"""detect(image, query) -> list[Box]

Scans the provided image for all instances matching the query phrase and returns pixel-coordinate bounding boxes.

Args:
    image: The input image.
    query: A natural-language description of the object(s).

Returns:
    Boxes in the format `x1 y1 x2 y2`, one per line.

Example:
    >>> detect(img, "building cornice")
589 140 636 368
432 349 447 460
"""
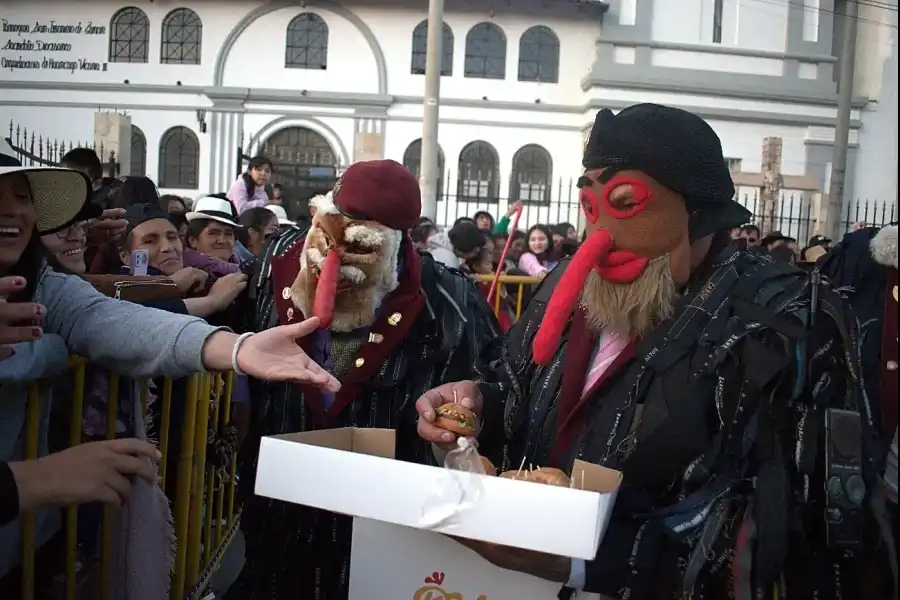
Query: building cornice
0 80 861 129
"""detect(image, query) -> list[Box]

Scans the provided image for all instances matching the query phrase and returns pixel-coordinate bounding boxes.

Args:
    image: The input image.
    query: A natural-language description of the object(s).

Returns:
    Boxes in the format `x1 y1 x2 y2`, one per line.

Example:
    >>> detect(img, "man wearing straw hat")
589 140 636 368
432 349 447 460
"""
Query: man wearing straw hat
229 159 501 599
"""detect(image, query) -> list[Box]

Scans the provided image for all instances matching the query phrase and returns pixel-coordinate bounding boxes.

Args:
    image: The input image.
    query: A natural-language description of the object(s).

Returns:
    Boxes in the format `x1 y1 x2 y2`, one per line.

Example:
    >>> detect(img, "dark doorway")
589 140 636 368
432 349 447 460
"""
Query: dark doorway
259 126 339 220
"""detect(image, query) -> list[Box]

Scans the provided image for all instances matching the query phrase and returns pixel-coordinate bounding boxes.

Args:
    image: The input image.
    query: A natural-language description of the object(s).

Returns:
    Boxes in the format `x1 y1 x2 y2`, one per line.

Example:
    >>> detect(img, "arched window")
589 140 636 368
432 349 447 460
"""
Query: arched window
158 126 200 189
510 144 552 205
285 13 329 70
109 7 150 63
457 141 499 202
518 26 560 83
161 8 202 65
130 125 147 176
403 139 446 199
410 21 454 76
464 23 507 80
262 127 336 166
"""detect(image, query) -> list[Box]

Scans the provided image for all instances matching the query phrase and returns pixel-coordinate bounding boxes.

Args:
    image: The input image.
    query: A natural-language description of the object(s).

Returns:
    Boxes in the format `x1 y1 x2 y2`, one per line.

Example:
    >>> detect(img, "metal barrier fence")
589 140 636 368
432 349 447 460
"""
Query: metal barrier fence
17 357 240 600
470 274 542 320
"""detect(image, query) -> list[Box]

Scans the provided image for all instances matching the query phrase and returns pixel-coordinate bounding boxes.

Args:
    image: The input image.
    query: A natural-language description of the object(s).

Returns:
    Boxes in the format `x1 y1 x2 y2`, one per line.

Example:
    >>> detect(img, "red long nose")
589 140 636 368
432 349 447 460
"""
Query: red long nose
533 230 614 365
313 249 341 329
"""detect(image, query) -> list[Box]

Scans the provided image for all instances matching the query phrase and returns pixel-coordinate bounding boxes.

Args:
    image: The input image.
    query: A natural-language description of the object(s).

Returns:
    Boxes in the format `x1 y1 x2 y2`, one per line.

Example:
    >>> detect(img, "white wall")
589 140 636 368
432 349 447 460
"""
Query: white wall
0 0 251 86
853 1 898 205
652 0 787 52
2 0 888 214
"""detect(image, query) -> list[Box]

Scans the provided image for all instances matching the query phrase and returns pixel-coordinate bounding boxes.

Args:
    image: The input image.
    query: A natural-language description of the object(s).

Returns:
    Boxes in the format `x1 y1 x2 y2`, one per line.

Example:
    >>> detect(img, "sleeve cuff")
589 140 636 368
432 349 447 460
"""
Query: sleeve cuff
566 558 586 590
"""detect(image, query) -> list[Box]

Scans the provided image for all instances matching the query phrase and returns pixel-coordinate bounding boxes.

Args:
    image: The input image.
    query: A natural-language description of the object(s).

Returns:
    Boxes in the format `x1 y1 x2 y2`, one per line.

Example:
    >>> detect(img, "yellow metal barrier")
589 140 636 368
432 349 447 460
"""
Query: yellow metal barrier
13 275 538 599
16 357 241 600
470 274 542 320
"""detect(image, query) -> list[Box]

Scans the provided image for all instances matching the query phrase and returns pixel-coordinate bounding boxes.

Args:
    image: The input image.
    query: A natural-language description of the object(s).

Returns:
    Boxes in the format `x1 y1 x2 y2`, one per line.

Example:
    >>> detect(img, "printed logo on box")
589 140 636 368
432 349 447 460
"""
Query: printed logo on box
413 571 487 600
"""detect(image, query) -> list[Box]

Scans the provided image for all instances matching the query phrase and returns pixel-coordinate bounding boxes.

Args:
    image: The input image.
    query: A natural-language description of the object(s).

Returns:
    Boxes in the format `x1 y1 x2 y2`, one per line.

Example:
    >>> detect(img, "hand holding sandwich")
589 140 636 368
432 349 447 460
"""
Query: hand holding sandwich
415 380 482 450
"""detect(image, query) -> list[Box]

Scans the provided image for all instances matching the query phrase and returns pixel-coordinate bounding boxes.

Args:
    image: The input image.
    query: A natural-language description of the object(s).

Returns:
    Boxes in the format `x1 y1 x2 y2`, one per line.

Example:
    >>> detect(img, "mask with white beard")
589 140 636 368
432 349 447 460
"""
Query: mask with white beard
290 192 403 332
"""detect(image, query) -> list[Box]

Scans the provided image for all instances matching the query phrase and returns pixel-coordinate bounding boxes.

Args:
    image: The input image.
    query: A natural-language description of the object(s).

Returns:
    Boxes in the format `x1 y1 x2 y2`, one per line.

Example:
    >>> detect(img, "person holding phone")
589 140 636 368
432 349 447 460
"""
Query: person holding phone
0 140 338 582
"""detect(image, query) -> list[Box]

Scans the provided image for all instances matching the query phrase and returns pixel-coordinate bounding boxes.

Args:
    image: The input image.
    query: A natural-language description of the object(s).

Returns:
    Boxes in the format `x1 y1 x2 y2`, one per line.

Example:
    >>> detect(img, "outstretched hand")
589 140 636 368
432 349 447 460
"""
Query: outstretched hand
236 317 341 392
85 208 127 247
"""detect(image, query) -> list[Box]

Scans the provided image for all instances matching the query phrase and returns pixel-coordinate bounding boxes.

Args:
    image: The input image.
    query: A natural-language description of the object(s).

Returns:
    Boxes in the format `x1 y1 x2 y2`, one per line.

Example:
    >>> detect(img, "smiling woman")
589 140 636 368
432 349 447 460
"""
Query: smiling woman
41 221 88 274
0 146 339 582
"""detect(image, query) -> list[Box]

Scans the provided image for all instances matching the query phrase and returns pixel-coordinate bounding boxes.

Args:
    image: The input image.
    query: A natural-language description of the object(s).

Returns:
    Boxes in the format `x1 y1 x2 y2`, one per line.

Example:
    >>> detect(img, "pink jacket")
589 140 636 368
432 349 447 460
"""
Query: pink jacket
227 177 269 214
518 252 548 276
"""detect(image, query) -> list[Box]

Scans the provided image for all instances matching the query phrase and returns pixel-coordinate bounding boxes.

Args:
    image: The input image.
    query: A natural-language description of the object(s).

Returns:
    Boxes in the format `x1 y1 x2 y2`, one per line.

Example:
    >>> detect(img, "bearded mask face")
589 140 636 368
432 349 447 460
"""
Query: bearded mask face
291 193 402 332
533 168 694 364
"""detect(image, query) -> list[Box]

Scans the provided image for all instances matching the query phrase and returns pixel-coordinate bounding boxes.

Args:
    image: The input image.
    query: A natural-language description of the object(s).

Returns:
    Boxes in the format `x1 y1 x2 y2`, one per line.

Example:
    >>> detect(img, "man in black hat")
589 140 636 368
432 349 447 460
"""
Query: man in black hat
417 104 892 599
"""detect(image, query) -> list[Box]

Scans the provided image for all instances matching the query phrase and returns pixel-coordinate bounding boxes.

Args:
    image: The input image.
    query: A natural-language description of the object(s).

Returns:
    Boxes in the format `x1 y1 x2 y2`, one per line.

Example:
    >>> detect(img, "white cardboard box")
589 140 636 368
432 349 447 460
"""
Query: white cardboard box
350 518 609 600
255 428 621 560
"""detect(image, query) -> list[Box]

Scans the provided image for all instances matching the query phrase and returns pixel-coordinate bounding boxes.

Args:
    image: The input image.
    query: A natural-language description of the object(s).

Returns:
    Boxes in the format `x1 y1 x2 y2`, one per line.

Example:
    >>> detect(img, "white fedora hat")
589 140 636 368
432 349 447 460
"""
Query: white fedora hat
186 195 241 228
265 204 294 226
0 137 99 234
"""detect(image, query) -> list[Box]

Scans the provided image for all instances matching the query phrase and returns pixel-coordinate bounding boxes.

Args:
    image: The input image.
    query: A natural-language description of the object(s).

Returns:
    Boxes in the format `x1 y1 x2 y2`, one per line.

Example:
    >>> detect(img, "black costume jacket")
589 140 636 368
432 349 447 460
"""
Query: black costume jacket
477 239 889 600
227 226 502 600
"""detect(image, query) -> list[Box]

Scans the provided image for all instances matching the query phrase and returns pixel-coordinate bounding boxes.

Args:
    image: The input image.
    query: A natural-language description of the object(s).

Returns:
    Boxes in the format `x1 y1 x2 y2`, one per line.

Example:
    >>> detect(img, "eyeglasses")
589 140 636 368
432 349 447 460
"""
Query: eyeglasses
55 221 88 240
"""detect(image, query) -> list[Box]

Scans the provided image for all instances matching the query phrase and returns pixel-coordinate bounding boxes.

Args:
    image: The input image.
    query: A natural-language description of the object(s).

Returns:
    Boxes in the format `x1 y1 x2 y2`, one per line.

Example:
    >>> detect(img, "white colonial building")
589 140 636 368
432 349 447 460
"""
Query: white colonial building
0 0 896 232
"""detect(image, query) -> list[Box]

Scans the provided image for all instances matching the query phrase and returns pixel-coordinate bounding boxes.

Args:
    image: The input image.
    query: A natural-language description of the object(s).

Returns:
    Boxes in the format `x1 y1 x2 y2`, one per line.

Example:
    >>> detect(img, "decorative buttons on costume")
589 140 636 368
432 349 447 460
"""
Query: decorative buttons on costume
888 361 898 371
355 358 365 368
388 313 402 326
368 333 384 344
287 308 294 321
282 287 292 300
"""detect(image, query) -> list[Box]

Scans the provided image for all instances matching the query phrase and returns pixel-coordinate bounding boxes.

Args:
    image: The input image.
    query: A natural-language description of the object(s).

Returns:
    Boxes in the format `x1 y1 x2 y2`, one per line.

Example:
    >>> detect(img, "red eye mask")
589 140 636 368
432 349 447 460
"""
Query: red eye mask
580 176 653 224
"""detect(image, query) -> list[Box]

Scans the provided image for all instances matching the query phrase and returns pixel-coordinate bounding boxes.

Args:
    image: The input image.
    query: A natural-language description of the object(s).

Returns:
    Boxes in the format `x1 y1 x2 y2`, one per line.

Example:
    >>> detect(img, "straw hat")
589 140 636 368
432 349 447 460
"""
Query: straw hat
266 204 294 226
0 137 100 234
186 195 241 228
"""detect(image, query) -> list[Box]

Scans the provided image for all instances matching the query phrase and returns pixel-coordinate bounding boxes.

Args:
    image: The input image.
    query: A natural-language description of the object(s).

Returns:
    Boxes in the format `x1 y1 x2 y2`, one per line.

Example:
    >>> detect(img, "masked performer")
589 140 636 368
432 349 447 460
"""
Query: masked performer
226 159 501 600
417 104 892 599
819 222 898 588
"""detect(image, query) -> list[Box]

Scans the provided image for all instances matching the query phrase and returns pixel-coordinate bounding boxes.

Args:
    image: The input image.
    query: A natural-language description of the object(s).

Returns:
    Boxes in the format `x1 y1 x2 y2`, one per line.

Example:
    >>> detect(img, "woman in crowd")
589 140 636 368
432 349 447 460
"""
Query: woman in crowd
236 207 279 261
0 152 338 592
517 224 556 277
269 183 284 206
448 220 487 274
227 156 272 215
468 245 514 331
41 220 88 274
160 194 187 215
266 204 295 232
473 210 495 232
114 176 160 209
168 211 188 243
183 195 244 277
115 203 252 491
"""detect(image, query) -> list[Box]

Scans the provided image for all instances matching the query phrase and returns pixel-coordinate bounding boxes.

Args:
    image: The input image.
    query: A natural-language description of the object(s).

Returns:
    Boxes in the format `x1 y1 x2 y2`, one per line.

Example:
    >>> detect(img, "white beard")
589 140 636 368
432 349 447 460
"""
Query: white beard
293 222 402 332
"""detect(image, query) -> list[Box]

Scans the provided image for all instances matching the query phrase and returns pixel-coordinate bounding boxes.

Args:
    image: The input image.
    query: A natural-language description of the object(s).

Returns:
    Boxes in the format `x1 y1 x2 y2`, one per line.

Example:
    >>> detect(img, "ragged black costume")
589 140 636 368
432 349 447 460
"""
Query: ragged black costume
470 105 893 599
227 161 501 600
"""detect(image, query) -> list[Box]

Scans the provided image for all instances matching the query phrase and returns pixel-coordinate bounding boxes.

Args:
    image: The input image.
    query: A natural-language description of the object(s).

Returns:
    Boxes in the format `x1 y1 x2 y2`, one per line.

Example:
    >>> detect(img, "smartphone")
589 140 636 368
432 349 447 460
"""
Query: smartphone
131 249 149 276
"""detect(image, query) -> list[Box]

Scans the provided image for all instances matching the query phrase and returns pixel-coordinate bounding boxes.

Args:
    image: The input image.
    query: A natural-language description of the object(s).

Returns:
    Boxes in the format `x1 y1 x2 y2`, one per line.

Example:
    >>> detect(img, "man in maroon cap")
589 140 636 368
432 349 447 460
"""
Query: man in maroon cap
226 159 501 600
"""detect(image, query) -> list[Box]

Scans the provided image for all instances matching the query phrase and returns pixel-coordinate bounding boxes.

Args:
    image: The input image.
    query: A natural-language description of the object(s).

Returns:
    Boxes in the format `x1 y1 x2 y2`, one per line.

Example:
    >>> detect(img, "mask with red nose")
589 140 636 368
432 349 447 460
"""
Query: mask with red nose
532 104 748 365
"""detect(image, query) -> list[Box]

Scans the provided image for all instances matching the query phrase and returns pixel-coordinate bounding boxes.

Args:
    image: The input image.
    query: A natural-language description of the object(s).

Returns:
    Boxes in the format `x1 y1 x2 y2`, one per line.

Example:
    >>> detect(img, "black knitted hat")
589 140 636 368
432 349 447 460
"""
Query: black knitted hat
583 104 750 240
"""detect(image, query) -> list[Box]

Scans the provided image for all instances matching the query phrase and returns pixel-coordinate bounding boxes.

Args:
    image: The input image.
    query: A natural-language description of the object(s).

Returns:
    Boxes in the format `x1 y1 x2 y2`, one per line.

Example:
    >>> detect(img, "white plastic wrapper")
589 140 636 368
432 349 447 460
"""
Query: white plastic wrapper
443 436 489 474
418 437 487 529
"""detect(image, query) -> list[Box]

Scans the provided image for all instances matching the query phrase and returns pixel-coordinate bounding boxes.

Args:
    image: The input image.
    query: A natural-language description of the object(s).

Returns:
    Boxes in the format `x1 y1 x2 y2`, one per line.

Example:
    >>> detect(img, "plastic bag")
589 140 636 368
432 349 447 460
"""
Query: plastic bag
443 436 489 475
418 436 485 529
